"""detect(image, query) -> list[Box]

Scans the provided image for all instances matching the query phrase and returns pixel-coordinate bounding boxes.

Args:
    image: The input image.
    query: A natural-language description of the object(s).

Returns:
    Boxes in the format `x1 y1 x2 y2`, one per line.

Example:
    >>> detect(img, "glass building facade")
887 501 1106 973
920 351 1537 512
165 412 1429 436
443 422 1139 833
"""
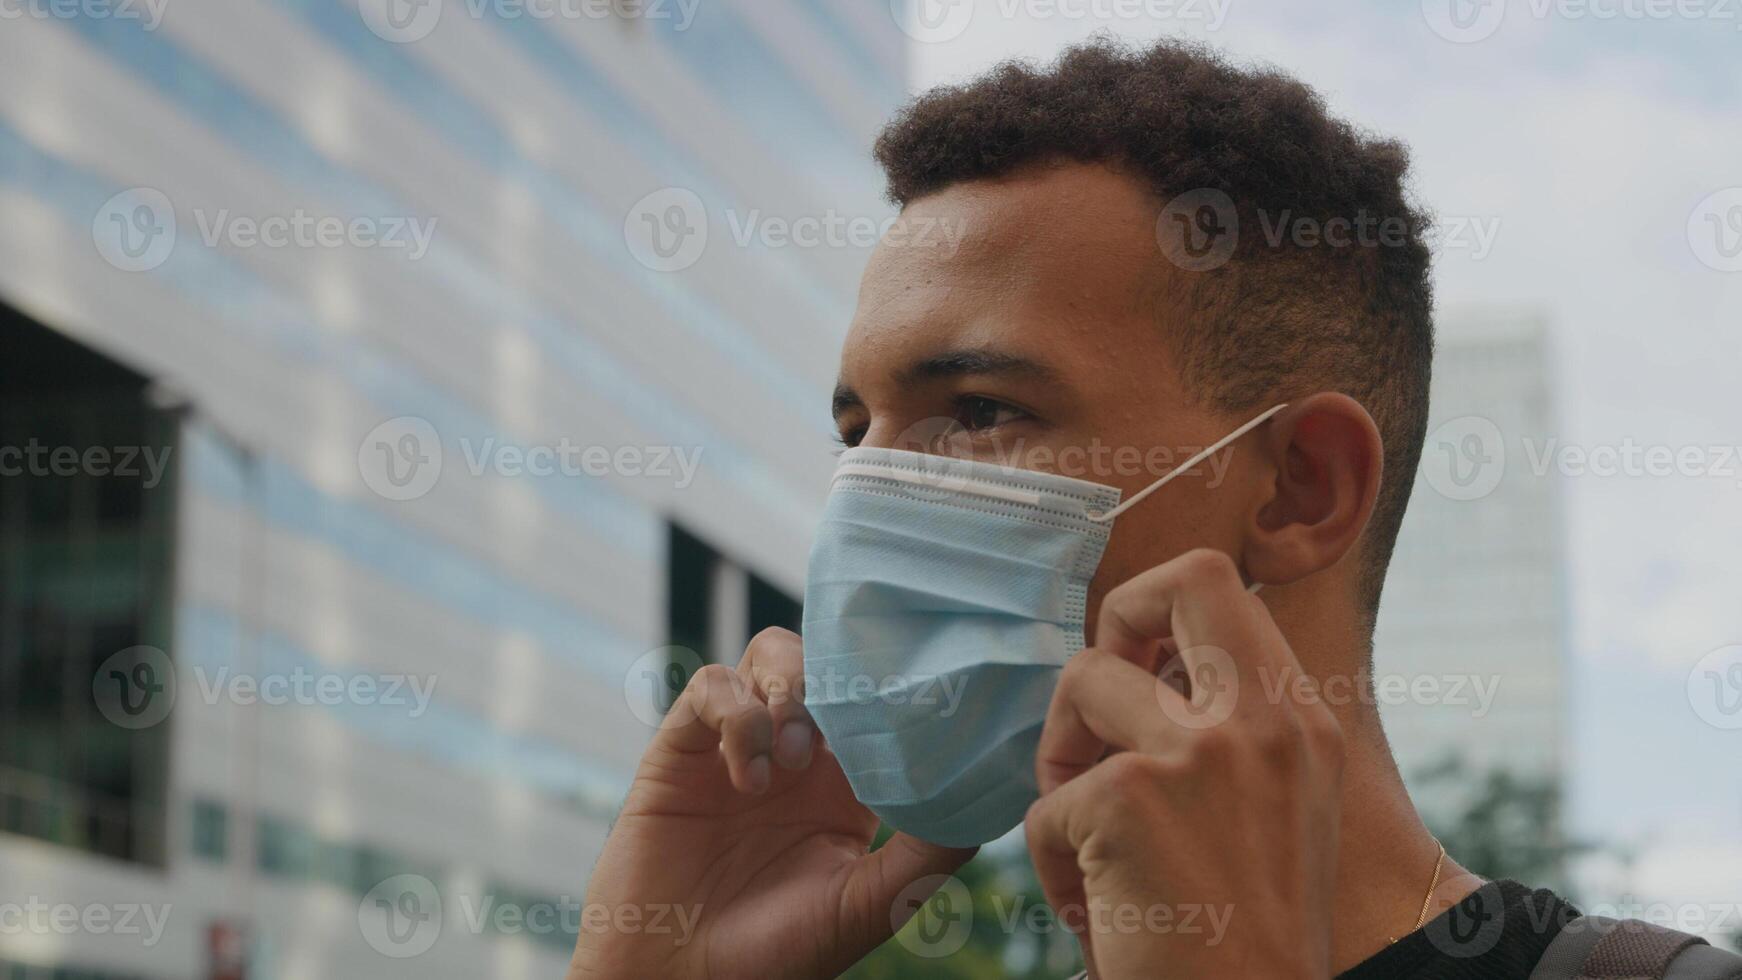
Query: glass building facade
1374 315 1568 817
0 3 901 976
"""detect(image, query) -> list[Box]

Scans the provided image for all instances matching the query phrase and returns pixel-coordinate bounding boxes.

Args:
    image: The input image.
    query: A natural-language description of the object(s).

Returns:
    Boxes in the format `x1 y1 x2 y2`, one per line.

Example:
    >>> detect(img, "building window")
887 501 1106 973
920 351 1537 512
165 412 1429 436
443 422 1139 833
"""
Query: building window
665 525 719 663
0 306 178 865
664 522 802 671
191 797 228 862
747 573 801 637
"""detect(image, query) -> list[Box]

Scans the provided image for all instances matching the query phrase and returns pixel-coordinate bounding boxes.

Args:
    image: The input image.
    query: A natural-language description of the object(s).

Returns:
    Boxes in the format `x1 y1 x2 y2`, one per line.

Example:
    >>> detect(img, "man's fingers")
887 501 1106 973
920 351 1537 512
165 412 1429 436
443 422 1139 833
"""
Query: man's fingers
835 833 977 969
1095 548 1282 715
660 663 774 794
1035 648 1189 794
1026 762 1165 978
738 627 816 770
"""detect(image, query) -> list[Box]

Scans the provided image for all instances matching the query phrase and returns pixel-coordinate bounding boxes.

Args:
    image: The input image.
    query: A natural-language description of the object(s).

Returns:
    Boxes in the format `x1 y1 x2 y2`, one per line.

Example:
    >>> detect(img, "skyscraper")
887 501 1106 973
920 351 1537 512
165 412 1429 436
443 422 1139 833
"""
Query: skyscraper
0 3 901 976
1374 313 1568 811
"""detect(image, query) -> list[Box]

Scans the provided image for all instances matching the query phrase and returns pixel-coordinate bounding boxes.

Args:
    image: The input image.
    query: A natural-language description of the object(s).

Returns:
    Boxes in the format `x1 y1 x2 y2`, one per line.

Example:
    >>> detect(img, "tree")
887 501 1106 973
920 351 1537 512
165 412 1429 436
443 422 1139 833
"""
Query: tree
843 831 1082 980
1410 752 1588 893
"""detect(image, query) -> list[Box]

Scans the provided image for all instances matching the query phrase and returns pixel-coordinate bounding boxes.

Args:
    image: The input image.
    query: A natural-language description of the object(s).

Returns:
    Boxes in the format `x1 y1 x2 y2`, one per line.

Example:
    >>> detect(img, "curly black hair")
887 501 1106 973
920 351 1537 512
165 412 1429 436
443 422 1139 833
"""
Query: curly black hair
874 36 1435 623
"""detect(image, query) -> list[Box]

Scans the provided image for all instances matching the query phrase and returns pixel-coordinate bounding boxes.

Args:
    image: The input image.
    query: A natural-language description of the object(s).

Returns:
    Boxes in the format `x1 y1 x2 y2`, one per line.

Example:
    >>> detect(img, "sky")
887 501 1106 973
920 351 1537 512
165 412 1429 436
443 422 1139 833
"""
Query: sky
898 0 1742 918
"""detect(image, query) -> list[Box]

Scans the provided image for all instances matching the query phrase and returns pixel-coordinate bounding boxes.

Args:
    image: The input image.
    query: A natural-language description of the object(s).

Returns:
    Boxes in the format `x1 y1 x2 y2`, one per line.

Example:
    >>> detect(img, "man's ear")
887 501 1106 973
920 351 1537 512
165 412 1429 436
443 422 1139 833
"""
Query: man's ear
1241 393 1384 587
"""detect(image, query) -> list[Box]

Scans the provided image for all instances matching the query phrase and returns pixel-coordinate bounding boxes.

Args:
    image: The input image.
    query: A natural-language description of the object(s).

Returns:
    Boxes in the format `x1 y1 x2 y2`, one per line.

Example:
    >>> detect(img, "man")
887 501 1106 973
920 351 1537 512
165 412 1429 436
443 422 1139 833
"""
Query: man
569 38 1736 979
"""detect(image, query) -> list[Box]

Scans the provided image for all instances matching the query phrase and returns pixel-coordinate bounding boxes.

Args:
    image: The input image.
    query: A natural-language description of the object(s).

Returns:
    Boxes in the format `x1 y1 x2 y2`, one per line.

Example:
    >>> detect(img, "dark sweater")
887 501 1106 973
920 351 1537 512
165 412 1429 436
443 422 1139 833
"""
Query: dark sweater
1338 879 1580 980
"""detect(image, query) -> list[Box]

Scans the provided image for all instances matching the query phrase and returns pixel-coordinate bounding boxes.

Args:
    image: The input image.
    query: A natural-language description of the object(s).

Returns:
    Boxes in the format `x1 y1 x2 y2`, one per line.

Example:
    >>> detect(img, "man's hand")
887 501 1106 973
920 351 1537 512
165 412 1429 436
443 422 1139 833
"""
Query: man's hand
1027 549 1345 979
568 627 974 980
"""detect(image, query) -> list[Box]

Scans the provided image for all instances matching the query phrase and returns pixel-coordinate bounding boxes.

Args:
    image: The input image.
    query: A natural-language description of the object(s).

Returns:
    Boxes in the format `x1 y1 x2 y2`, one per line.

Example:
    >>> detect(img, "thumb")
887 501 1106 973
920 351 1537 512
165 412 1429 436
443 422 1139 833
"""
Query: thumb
835 832 977 956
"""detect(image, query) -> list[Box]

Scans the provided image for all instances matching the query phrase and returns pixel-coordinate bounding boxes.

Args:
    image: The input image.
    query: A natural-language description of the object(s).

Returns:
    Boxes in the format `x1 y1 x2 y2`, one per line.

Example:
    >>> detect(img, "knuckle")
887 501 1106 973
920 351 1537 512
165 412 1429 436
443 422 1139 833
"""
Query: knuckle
691 662 734 694
746 626 800 660
1256 715 1308 763
1023 795 1056 837
719 698 772 740
759 671 799 706
1304 707 1346 758
696 664 755 713
1058 646 1103 689
1102 576 1140 611
1098 752 1165 799
1185 723 1238 767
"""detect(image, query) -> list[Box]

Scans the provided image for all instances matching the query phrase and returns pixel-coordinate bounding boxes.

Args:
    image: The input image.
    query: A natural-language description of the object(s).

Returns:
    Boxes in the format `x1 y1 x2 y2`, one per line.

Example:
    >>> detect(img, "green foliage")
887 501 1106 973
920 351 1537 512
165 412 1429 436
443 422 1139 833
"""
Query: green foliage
841 830 1082 980
1411 753 1585 893
842 755 1580 977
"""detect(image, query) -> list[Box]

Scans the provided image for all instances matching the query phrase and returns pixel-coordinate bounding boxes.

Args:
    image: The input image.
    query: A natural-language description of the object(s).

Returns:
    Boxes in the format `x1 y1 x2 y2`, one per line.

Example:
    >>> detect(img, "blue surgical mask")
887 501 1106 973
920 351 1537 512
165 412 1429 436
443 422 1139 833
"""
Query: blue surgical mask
802 405 1286 847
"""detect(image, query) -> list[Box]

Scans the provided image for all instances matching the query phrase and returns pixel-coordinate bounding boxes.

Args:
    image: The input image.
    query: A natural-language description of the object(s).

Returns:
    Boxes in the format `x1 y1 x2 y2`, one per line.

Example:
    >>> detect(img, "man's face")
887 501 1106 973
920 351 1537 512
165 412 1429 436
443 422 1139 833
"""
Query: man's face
834 162 1263 629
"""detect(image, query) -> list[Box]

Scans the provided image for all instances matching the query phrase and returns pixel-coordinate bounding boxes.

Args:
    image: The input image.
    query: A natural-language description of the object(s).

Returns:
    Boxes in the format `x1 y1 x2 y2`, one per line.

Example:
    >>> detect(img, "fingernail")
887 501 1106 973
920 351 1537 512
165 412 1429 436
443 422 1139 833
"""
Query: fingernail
775 721 815 770
747 755 772 794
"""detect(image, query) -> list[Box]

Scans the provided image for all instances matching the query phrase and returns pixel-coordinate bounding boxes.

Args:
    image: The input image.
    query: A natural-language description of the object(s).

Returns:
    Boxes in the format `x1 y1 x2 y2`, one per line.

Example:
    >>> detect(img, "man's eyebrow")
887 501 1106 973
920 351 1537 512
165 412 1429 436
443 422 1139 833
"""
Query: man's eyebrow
831 383 862 422
831 348 1062 423
897 348 1062 385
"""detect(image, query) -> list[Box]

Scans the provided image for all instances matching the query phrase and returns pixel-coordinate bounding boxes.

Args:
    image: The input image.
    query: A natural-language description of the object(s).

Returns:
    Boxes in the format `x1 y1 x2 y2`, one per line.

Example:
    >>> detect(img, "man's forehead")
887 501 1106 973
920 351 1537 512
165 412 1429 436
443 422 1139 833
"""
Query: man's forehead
862 163 1165 306
840 163 1183 398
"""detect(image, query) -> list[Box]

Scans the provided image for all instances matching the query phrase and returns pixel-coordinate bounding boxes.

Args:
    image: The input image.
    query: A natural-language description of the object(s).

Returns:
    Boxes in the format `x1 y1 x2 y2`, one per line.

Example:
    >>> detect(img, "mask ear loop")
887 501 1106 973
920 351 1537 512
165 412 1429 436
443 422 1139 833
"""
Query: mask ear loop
1086 403 1290 525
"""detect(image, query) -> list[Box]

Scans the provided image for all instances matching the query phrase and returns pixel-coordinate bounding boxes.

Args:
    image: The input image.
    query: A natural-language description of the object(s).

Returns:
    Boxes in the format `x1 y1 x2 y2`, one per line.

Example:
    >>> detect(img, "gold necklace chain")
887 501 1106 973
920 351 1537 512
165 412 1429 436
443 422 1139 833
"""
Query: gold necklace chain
1390 839 1447 943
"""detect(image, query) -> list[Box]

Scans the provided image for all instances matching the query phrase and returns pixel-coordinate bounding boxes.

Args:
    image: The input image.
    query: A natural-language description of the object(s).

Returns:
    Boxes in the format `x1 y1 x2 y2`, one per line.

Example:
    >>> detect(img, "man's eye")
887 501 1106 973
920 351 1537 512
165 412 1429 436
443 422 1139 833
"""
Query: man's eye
954 396 1026 432
835 425 867 451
